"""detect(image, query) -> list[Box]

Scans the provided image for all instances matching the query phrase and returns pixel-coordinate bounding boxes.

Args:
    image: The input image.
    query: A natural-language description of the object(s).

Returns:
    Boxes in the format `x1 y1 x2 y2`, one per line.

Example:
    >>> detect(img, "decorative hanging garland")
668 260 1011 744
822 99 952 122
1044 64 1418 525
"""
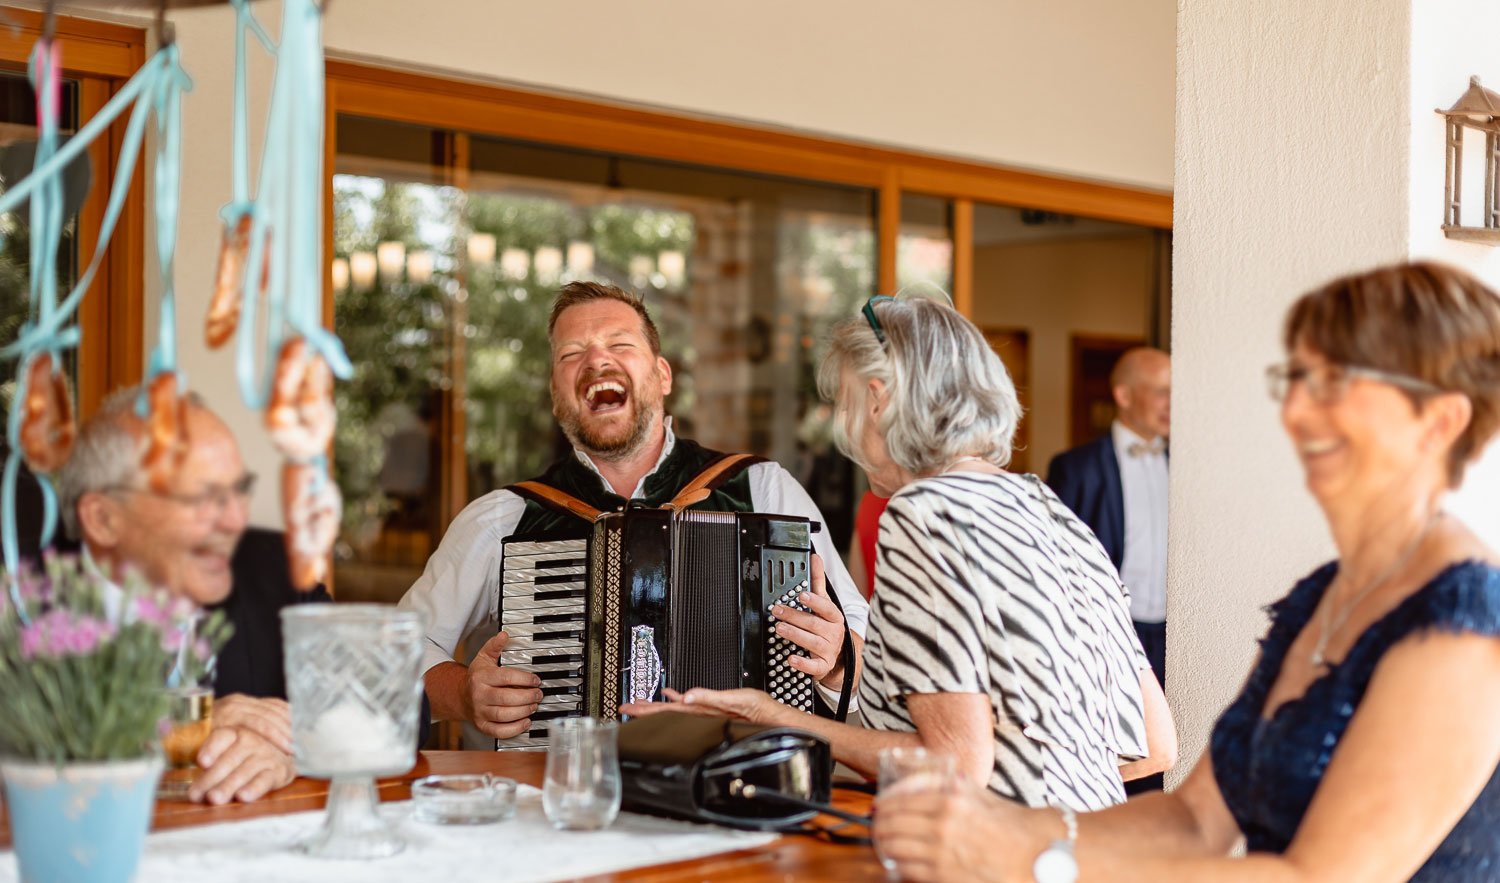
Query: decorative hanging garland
2 0 349 595
218 0 350 590
0 29 193 612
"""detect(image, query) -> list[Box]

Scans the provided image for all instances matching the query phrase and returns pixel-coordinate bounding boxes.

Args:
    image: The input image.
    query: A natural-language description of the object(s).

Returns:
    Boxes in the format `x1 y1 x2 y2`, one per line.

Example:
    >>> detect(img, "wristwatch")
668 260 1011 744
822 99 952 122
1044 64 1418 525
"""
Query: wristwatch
1031 805 1079 883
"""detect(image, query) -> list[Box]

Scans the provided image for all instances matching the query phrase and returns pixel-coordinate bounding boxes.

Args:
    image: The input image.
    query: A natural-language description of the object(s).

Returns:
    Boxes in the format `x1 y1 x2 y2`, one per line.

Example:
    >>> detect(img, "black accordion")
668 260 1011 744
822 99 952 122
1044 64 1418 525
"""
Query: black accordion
495 506 822 750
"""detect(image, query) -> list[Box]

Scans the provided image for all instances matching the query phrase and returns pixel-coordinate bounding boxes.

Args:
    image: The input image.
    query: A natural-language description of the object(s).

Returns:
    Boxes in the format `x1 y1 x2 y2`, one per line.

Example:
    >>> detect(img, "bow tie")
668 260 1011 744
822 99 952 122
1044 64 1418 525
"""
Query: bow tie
1126 439 1166 457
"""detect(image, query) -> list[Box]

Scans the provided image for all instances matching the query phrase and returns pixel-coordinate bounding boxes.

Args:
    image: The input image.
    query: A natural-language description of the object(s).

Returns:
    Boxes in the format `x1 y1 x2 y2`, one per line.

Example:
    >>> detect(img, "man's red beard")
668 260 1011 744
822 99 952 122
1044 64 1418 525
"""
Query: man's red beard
554 369 663 461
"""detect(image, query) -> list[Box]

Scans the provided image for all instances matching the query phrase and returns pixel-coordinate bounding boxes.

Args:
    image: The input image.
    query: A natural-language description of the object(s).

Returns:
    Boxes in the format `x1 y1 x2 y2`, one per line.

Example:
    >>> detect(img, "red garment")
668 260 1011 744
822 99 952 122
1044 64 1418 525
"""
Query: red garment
854 492 889 599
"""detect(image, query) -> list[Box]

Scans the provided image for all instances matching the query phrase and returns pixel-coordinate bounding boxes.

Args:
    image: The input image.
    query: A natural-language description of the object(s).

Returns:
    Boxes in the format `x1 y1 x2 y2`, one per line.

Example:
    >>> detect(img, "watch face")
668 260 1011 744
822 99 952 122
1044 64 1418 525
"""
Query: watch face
1032 842 1079 883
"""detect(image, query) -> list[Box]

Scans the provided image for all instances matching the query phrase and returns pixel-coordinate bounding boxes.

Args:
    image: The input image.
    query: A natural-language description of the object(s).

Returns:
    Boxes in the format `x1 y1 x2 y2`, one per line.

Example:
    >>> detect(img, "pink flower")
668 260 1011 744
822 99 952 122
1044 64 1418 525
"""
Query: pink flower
193 638 213 662
132 595 173 629
161 625 185 654
17 609 116 660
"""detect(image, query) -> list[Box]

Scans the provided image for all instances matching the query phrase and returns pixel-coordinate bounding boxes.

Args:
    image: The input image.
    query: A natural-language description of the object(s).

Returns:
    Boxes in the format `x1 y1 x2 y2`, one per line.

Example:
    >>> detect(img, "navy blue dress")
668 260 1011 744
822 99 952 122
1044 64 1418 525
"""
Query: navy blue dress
1211 560 1500 881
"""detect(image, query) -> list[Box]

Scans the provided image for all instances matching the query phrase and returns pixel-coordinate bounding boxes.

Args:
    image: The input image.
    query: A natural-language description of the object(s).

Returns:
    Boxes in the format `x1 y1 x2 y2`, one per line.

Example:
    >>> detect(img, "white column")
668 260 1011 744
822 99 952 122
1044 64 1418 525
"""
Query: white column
1169 0 1411 783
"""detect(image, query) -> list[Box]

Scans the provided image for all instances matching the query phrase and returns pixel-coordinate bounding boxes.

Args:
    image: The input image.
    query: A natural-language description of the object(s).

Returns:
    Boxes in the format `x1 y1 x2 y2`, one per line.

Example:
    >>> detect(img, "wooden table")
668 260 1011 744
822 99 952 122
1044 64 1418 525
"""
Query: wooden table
3 751 886 881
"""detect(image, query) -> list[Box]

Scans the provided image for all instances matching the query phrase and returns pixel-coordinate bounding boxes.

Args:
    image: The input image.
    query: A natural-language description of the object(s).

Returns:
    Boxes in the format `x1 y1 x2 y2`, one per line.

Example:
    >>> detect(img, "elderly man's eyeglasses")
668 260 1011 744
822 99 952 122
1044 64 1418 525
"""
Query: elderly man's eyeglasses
1265 362 1444 404
106 472 258 516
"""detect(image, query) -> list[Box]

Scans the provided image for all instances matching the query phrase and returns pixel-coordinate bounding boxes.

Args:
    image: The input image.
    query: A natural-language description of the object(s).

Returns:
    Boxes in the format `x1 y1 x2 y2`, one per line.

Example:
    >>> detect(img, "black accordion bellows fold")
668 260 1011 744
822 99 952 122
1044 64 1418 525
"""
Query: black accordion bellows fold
669 511 741 692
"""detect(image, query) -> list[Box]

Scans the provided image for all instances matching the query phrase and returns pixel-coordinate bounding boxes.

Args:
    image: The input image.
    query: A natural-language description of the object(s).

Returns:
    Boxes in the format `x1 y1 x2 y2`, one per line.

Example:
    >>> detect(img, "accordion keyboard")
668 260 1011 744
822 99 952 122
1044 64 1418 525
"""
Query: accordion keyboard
496 538 588 750
764 559 817 711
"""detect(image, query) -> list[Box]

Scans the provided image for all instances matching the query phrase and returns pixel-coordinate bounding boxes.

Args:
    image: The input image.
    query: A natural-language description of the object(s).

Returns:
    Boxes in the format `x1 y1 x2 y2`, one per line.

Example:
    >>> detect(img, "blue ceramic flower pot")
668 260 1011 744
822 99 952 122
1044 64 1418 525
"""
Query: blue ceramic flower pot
1 755 162 883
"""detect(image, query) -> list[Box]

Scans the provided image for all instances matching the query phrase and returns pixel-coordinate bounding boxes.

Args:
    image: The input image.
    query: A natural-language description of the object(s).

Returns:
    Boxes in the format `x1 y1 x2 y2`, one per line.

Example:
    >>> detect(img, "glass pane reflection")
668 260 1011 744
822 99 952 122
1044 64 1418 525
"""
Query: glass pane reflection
897 193 952 294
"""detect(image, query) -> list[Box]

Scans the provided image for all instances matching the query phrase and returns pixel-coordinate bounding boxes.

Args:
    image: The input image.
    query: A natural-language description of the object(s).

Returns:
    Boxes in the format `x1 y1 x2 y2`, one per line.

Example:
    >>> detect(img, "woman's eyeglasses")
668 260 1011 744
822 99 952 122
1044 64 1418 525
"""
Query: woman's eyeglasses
1264 362 1444 405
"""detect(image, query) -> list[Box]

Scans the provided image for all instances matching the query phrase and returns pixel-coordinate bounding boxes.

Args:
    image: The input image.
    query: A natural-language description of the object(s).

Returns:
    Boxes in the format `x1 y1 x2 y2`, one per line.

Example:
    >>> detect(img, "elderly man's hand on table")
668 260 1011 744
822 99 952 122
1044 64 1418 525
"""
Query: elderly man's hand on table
189 726 296 805
211 694 293 754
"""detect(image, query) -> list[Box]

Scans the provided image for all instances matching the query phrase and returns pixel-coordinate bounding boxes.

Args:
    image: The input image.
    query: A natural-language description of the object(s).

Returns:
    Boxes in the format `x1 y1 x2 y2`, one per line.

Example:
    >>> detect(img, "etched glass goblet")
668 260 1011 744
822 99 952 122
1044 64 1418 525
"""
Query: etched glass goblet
281 604 424 859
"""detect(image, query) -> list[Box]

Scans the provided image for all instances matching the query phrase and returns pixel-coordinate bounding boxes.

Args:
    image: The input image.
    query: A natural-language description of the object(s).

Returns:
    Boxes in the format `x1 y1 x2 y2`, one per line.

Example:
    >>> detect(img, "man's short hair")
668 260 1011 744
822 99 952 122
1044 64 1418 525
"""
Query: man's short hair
547 281 661 356
56 384 201 540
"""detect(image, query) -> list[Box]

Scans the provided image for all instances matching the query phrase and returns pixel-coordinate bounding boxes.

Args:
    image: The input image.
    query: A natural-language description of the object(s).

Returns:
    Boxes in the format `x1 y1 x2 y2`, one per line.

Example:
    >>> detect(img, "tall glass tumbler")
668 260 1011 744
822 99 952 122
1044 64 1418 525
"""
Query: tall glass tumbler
282 604 425 859
543 717 621 830
875 746 957 874
156 685 214 800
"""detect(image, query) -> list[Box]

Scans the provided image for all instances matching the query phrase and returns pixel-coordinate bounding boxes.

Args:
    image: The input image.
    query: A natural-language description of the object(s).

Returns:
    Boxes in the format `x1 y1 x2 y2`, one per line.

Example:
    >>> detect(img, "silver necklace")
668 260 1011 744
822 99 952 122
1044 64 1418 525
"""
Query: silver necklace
1310 511 1441 667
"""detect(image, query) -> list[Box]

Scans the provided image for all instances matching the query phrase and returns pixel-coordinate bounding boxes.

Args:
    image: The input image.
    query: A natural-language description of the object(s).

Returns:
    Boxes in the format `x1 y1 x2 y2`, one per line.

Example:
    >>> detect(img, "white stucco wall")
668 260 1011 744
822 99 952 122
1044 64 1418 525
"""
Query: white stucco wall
1169 0 1412 785
321 0 1176 191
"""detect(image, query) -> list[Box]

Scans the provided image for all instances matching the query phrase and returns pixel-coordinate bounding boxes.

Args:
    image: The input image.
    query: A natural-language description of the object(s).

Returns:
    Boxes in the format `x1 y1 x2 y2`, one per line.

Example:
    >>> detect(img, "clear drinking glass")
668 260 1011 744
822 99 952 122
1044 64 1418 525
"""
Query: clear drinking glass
542 717 621 830
281 604 425 859
875 746 957 873
156 685 214 800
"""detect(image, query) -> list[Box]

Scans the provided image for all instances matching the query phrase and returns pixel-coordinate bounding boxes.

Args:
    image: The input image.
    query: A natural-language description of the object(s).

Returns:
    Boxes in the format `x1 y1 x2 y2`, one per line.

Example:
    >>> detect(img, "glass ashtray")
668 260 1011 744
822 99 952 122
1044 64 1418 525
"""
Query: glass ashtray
411 774 518 825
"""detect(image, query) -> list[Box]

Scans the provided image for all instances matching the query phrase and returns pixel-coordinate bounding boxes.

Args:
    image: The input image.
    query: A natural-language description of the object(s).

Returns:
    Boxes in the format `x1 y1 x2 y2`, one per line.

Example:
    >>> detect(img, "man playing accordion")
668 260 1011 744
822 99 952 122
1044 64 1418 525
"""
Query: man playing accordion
400 281 867 750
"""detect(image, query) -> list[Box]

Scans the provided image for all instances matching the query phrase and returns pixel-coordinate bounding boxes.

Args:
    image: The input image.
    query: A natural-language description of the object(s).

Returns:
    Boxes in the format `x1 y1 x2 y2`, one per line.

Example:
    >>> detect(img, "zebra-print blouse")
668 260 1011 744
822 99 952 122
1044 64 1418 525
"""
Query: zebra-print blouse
856 471 1151 811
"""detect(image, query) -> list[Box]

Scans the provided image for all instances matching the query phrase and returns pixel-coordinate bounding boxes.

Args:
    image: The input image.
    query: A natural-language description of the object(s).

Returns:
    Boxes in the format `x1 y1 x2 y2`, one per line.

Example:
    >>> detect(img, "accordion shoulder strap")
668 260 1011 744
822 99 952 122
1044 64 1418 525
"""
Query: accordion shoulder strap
508 481 604 523
667 453 767 509
507 451 767 523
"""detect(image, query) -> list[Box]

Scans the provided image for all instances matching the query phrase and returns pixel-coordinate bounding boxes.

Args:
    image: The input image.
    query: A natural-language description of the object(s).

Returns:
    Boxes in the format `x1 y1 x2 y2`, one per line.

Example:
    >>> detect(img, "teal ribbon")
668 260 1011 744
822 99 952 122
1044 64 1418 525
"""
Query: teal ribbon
2 43 192 590
232 0 349 411
142 44 193 393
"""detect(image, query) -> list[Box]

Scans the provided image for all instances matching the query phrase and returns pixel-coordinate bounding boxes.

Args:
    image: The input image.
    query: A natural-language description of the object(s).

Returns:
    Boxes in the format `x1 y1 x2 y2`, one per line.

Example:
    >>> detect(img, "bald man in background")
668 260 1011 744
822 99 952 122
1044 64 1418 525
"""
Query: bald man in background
1046 348 1171 793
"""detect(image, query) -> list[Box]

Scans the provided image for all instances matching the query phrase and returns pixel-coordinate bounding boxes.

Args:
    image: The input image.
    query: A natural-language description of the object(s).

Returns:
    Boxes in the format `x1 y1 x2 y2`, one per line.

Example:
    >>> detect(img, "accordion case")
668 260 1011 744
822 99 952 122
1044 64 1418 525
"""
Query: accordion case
497 506 821 750
617 711 833 830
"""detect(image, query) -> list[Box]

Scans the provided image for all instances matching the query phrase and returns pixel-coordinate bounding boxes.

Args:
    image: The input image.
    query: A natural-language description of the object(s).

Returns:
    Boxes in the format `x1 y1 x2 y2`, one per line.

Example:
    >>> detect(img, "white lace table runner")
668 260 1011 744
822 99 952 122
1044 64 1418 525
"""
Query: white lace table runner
1 786 778 883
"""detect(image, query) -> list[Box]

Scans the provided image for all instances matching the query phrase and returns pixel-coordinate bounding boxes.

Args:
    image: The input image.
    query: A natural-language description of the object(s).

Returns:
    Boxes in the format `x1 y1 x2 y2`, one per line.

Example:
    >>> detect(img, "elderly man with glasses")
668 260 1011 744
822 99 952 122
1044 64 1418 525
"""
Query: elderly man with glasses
56 385 327 805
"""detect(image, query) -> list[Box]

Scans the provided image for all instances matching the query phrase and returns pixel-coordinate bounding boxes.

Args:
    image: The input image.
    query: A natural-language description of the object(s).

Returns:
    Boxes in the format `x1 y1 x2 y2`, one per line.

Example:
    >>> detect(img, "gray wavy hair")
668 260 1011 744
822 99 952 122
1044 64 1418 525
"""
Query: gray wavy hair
817 294 1021 476
56 385 201 540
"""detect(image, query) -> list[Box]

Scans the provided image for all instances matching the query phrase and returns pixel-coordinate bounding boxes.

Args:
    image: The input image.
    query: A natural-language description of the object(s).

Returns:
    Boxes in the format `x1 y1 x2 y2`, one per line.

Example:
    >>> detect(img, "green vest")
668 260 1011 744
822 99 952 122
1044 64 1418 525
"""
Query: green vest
509 436 762 537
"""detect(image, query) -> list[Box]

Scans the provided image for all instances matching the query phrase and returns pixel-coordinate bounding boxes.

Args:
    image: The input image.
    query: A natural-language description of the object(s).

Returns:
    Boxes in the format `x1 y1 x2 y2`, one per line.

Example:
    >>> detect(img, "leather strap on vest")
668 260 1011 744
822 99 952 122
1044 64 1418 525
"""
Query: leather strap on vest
508 453 767 524
509 480 604 523
666 453 762 509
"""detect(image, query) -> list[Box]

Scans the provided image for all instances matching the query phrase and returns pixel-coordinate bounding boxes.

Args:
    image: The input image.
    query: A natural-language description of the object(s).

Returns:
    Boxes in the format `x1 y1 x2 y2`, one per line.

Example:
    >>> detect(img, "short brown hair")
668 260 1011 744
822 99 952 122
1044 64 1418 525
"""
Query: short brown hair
1284 261 1500 486
547 281 661 356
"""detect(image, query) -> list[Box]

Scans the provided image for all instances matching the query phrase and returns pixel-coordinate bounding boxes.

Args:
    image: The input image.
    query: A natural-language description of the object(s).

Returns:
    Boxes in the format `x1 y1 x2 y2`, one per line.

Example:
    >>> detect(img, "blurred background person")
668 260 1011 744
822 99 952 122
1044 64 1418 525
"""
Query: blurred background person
1047 347 1171 794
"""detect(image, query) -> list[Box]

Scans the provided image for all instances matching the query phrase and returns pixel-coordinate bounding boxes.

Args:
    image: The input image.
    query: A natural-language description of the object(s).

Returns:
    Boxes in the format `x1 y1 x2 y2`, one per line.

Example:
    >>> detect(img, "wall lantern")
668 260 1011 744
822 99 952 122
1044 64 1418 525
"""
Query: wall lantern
1438 75 1500 244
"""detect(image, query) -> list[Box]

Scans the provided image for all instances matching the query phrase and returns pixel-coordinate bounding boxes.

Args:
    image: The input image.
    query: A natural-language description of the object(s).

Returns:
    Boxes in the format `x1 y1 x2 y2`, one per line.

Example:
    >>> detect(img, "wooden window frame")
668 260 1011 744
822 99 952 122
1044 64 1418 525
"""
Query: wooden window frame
0 9 147 419
323 61 1173 527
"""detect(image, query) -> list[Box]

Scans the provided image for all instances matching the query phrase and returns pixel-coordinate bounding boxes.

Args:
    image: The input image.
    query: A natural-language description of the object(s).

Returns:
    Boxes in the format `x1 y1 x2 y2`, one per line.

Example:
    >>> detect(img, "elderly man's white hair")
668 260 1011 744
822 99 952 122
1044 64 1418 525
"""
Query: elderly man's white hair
817 294 1022 476
56 384 202 540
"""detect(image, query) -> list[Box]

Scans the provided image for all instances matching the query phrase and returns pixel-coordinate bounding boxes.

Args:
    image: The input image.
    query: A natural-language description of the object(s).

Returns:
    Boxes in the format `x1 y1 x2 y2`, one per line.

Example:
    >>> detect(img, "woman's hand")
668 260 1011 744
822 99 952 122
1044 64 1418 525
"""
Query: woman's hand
874 779 1050 883
620 687 789 725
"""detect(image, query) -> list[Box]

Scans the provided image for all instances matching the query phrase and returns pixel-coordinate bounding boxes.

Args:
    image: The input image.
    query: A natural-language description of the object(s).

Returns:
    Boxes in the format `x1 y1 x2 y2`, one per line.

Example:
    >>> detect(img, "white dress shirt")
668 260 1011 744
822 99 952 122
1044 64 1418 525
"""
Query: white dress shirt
1111 421 1168 624
398 418 869 749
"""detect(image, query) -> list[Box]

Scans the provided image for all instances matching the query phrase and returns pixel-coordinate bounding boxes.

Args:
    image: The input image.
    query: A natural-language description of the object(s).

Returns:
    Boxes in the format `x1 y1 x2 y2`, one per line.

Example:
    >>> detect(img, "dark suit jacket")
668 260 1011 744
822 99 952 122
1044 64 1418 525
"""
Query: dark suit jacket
209 527 332 700
1045 434 1126 571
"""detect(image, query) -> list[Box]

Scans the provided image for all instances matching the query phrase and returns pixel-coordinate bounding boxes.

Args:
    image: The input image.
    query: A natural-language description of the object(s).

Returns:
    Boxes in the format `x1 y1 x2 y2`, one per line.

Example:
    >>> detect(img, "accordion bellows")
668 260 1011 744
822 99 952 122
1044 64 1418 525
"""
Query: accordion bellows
496 506 820 750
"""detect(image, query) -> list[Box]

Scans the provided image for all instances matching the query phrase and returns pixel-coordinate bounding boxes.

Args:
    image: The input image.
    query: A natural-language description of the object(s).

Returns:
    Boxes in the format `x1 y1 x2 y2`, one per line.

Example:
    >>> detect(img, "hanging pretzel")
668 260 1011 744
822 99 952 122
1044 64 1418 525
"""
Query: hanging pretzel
281 461 341 590
205 214 253 348
265 335 335 461
141 371 189 493
18 351 76 474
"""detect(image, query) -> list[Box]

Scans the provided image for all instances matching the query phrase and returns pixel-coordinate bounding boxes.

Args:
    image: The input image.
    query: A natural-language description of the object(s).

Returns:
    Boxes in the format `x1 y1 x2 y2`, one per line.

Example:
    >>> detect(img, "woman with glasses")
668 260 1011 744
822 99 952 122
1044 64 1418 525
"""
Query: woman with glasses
624 293 1178 809
876 261 1500 883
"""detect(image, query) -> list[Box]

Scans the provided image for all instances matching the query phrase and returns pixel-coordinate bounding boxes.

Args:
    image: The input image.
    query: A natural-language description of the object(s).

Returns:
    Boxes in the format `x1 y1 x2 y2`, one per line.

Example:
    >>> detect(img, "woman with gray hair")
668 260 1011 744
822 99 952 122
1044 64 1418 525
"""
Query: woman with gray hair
624 294 1176 809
